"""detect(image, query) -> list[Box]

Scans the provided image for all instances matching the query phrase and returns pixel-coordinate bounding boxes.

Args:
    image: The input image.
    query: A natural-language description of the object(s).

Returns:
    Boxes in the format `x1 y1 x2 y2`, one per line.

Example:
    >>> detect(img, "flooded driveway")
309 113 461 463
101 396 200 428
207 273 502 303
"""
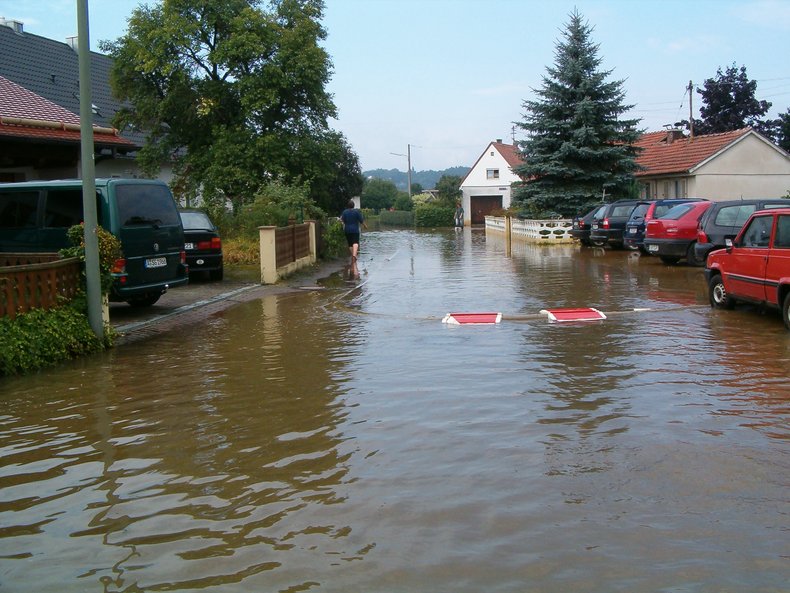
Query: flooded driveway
1 228 788 592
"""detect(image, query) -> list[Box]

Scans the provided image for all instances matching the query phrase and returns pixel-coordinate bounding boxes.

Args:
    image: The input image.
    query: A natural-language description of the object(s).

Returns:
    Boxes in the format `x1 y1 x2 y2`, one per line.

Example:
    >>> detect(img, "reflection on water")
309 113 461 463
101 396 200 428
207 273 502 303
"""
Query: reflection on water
1 228 787 592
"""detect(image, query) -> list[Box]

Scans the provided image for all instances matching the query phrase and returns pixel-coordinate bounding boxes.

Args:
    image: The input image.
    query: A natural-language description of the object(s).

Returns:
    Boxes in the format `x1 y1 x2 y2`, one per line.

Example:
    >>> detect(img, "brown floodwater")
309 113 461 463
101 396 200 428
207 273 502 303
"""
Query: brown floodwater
1 228 788 592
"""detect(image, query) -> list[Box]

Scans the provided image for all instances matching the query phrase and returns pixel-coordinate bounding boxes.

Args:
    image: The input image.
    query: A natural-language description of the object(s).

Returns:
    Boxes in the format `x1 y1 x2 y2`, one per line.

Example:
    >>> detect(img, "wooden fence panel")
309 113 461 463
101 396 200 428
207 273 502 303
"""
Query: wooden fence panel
0 254 81 319
274 224 311 268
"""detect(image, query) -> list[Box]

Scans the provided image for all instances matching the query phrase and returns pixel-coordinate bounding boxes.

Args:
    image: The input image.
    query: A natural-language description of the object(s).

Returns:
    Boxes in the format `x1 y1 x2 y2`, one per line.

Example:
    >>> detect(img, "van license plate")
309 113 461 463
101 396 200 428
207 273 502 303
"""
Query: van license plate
184 242 195 250
145 257 167 268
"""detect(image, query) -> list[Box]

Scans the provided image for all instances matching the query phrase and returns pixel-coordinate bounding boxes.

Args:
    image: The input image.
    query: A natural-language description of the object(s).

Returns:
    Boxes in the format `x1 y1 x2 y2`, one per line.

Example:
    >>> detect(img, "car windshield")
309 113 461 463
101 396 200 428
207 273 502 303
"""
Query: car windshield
659 204 694 220
180 211 215 231
628 204 650 221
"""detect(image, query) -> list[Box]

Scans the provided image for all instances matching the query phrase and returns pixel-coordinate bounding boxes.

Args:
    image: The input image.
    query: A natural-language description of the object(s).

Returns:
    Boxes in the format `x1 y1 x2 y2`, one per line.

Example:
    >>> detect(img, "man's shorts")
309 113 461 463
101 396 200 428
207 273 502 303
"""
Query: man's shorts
345 232 360 247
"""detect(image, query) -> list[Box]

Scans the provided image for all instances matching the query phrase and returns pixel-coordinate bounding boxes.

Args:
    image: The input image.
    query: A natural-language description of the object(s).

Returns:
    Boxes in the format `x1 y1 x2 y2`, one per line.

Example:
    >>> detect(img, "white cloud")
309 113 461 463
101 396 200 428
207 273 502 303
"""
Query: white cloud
732 0 790 30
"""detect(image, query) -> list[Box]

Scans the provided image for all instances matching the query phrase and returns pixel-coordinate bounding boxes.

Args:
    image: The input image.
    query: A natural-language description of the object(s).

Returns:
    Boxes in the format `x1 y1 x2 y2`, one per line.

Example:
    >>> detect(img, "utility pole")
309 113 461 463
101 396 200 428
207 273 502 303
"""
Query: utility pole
407 144 412 199
688 80 694 139
77 0 103 338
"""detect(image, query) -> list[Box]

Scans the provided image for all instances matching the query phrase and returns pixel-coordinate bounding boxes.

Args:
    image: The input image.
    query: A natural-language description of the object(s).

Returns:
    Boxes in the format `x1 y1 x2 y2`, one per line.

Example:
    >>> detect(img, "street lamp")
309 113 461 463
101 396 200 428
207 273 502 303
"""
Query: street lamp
390 144 412 199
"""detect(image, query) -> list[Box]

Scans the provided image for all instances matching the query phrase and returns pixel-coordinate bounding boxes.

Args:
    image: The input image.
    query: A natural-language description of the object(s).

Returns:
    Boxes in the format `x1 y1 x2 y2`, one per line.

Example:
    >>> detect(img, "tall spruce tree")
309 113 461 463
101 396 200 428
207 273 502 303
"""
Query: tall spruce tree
512 10 641 218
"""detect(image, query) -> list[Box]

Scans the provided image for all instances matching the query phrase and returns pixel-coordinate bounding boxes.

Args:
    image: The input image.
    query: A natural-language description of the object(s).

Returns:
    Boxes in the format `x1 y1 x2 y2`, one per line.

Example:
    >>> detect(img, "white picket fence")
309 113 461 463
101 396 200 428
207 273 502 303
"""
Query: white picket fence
484 216 574 243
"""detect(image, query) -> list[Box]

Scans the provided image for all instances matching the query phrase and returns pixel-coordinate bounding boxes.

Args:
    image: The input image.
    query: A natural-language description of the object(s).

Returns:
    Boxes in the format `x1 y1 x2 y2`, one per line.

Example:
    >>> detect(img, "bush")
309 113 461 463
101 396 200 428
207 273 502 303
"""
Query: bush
414 204 454 227
0 300 108 376
379 210 414 226
322 218 347 258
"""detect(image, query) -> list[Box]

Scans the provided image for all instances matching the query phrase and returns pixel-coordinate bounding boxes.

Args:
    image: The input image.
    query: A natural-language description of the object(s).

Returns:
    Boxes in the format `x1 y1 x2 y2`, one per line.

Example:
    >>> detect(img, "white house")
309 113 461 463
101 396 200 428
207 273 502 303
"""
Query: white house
459 140 523 225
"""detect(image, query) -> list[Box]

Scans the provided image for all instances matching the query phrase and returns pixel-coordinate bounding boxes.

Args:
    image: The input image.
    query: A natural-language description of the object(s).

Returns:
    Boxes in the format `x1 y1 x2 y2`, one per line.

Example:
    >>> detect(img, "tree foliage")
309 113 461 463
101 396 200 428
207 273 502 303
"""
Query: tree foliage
361 178 398 212
101 0 361 215
434 174 462 207
511 9 641 218
682 64 772 137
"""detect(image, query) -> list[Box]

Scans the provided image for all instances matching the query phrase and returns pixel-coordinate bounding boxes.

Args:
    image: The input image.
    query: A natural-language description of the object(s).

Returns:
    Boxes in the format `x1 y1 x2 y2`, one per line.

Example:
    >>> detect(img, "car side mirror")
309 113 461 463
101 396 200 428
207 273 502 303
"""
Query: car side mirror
725 238 733 252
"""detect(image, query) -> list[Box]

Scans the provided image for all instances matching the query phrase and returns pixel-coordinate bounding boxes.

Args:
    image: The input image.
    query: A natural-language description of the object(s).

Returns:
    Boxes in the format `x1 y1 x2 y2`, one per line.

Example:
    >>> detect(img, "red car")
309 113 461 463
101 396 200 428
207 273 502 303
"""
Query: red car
643 201 712 265
705 207 790 329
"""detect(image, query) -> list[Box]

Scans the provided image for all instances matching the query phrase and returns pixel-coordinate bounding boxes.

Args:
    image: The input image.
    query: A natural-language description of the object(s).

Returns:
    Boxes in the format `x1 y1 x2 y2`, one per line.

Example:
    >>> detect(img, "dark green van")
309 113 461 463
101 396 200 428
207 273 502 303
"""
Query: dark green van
0 178 188 306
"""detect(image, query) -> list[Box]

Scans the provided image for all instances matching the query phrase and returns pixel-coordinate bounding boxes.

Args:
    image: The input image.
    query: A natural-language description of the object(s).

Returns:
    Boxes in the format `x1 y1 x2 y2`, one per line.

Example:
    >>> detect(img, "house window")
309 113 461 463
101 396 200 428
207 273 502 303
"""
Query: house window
486 169 500 179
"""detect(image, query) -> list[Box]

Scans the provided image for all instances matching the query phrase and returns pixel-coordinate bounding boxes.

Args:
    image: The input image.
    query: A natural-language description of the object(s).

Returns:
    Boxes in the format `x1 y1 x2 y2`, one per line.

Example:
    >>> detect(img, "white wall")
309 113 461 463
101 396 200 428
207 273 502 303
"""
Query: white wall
460 143 520 224
692 134 790 199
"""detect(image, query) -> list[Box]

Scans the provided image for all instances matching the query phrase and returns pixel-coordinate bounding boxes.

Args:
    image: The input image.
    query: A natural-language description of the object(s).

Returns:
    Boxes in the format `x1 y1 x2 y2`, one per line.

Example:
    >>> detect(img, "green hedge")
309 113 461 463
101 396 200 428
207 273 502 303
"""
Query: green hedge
379 210 414 226
414 204 454 227
0 298 110 376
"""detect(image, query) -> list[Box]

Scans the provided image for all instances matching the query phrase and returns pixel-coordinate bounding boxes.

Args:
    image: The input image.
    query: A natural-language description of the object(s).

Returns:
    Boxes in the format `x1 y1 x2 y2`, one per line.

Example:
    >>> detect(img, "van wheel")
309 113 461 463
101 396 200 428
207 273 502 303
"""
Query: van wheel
783 293 790 330
209 267 224 281
709 275 734 309
127 293 162 308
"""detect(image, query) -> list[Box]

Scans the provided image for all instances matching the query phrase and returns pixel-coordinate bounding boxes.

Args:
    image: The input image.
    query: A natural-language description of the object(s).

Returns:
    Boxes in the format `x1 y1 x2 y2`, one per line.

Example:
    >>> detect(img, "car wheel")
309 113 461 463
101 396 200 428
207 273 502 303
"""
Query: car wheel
659 255 680 265
783 292 790 331
709 275 734 309
209 267 224 281
685 242 703 266
127 293 162 308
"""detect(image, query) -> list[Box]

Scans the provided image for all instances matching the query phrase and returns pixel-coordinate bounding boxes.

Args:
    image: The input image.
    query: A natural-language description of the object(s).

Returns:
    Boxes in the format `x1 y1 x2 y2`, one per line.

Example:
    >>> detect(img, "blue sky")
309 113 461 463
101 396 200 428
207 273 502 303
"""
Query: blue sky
3 0 789 171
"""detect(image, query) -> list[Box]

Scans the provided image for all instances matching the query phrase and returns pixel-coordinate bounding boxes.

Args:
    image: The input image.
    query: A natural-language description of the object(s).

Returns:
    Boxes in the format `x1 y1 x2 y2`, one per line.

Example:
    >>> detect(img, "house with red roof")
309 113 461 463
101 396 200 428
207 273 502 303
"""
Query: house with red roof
459 140 523 225
0 75 136 181
0 18 153 182
634 127 790 201
462 127 790 224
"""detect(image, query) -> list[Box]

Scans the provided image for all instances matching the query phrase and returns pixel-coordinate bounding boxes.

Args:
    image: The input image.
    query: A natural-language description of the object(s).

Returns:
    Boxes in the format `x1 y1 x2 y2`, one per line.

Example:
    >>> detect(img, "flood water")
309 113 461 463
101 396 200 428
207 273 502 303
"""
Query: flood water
1 228 788 593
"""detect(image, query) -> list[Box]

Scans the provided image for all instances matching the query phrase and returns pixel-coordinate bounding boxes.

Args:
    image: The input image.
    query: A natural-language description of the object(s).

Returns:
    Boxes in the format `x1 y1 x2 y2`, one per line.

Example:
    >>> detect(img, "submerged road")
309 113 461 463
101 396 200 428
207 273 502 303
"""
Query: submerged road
109 259 347 344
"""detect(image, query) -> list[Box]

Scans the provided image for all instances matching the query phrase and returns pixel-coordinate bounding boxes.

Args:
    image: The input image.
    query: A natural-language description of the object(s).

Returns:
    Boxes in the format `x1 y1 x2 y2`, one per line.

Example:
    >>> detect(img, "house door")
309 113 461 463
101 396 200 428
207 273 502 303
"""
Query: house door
470 195 502 224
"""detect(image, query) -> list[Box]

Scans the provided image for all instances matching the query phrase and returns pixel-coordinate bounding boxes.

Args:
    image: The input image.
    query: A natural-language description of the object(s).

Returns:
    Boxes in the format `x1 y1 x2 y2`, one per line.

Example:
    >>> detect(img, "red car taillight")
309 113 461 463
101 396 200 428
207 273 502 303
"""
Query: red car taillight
697 229 709 243
111 258 127 285
197 237 221 250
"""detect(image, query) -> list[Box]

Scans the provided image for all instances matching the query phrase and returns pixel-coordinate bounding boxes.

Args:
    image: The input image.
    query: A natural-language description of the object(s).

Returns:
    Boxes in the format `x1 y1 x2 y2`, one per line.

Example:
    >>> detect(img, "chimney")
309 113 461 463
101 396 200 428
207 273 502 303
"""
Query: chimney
495 138 503 143
67 36 78 52
665 129 685 144
0 17 24 34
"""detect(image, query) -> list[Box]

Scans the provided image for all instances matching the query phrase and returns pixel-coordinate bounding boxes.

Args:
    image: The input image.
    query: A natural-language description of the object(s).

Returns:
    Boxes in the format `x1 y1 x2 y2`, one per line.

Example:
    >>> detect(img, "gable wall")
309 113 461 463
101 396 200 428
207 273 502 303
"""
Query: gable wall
693 135 790 198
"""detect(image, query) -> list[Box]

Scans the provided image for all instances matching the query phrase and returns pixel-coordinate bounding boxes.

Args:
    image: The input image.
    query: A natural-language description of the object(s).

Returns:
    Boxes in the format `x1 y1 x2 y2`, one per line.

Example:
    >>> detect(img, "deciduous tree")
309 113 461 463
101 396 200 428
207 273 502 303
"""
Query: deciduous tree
686 64 772 137
101 0 360 214
511 9 641 217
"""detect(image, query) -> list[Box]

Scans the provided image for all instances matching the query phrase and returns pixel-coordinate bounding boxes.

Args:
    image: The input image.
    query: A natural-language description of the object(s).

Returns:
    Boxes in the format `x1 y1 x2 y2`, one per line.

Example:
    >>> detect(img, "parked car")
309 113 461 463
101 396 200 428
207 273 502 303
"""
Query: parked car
705 207 790 329
643 201 712 265
0 178 188 307
694 198 789 264
624 198 706 253
588 200 640 248
179 209 223 281
571 203 607 246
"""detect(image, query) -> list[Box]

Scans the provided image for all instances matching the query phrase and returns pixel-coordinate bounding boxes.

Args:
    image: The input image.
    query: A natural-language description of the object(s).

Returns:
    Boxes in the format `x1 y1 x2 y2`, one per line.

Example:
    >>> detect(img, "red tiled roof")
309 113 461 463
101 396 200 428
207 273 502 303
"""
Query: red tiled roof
0 74 134 147
0 74 80 123
493 141 524 168
634 128 751 177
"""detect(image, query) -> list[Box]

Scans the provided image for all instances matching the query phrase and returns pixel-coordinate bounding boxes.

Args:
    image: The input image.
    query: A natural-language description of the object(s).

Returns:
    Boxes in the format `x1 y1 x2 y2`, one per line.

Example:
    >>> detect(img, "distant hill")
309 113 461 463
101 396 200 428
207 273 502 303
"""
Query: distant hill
364 166 470 191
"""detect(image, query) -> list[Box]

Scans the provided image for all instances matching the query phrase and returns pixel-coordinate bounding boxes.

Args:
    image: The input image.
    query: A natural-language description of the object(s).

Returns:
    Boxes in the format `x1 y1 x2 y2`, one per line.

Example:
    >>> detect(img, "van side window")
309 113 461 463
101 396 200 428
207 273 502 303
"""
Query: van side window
775 215 790 249
741 216 773 248
0 191 38 228
43 189 84 228
116 184 180 226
